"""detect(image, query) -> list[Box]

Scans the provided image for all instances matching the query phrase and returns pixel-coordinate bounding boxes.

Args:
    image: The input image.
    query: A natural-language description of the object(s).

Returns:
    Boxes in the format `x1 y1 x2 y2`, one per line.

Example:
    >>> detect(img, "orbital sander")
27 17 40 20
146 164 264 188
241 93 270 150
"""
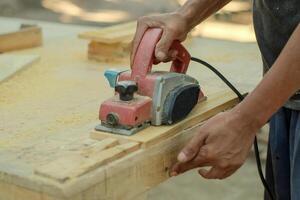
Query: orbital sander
95 28 205 136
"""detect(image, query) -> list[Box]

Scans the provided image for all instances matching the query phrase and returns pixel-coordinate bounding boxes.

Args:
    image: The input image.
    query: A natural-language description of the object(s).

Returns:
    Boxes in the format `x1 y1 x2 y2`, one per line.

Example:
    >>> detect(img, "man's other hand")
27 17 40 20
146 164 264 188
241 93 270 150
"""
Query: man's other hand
171 110 258 179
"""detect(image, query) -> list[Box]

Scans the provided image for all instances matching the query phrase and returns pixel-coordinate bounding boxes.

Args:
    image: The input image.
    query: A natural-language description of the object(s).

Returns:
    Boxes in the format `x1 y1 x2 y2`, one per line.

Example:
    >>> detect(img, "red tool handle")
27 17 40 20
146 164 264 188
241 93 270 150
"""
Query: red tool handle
131 28 191 80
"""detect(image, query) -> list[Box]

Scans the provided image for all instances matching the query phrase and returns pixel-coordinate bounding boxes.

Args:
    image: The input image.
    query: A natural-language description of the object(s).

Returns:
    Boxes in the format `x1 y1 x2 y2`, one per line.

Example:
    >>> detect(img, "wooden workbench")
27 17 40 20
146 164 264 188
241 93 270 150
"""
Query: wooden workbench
0 17 262 200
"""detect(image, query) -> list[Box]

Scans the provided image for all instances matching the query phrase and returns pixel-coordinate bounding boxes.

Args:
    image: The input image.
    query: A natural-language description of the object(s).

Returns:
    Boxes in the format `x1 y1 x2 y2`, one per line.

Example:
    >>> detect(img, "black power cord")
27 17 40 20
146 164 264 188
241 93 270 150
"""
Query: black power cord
190 57 274 200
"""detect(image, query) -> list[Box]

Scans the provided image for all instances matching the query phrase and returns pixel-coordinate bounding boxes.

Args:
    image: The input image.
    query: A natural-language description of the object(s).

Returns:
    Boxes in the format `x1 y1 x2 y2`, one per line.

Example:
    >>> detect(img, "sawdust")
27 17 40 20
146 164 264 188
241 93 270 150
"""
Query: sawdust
0 37 108 151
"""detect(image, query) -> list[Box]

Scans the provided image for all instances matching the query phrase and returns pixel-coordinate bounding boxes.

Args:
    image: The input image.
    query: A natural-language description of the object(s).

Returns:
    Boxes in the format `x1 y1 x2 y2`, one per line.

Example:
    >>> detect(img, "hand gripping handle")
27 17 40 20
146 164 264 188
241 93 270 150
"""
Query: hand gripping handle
131 28 191 80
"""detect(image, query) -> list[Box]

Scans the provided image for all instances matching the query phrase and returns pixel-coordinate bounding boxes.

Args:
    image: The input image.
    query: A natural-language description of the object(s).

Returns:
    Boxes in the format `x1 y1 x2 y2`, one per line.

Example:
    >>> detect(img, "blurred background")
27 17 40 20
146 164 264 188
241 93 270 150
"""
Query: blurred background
0 0 252 27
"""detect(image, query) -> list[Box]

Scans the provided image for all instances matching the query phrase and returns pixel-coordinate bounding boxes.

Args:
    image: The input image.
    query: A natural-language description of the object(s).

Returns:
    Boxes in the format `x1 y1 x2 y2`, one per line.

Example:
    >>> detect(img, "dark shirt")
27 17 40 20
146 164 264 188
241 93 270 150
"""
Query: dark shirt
253 0 300 110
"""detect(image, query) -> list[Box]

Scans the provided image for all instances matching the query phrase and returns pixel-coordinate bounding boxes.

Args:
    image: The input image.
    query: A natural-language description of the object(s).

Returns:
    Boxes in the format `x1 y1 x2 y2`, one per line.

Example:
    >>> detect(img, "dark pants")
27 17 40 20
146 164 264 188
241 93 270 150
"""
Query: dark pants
265 108 300 200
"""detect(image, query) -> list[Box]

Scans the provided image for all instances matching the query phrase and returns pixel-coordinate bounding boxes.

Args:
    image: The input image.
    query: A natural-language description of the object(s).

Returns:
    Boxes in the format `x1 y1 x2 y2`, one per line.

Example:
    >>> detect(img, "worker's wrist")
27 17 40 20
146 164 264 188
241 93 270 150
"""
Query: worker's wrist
176 1 204 30
229 105 264 136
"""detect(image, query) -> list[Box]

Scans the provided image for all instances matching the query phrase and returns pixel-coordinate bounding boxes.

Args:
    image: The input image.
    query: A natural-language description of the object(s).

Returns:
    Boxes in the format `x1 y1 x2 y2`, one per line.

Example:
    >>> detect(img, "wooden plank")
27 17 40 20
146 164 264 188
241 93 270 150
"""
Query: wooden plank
102 133 189 200
88 41 130 63
34 141 139 183
0 181 59 200
34 138 120 183
0 26 43 52
91 90 239 148
0 54 40 83
80 138 119 157
84 123 213 200
78 22 136 63
1 90 239 200
78 21 136 44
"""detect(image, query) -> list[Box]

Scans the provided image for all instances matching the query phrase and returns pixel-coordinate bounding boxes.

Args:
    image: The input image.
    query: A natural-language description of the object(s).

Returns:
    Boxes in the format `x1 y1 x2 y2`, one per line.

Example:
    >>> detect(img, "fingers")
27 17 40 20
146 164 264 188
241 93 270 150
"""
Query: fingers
198 165 238 180
155 29 175 62
131 17 178 66
130 19 149 67
171 144 212 175
171 160 237 180
130 17 172 66
171 144 241 179
177 131 208 163
198 167 228 179
168 49 178 61
171 155 210 176
198 168 218 179
221 168 237 179
153 50 177 65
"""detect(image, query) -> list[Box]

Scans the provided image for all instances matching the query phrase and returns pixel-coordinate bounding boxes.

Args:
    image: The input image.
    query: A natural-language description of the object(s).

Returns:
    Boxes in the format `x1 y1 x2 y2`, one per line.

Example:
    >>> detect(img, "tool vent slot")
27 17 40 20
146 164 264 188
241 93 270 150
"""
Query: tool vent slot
162 84 200 125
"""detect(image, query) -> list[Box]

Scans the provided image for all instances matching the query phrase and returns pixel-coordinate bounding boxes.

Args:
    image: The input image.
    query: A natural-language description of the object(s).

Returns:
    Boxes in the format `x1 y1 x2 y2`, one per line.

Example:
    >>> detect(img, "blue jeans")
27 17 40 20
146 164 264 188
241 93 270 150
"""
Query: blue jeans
265 108 300 200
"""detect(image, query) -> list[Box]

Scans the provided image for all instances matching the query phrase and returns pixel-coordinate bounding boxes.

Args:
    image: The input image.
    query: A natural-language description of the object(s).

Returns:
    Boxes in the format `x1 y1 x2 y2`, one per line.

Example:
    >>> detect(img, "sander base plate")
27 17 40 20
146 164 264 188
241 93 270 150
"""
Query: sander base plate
95 122 150 136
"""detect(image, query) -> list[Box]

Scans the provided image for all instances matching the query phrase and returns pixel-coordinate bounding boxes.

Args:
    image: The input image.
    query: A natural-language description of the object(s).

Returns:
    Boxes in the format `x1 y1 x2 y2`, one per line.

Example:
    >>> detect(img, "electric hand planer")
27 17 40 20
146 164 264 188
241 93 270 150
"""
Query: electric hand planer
95 28 205 136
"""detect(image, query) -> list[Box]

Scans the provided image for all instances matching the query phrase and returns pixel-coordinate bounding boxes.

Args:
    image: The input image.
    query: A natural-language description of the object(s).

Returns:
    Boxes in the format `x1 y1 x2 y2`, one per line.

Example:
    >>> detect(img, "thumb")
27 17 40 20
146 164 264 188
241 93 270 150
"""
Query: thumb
155 30 174 62
177 132 207 163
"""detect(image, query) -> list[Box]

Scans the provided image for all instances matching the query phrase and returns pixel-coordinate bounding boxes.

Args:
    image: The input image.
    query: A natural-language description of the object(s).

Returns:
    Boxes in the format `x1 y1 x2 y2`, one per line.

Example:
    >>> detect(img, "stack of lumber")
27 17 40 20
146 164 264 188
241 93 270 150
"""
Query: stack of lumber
78 22 136 63
0 25 42 53
0 25 42 83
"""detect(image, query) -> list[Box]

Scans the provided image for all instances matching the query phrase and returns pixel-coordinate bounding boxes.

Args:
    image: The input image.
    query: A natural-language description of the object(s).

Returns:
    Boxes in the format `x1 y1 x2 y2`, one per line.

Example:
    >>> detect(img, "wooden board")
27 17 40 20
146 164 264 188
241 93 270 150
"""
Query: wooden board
28 90 238 200
0 54 40 83
35 139 140 183
78 21 136 44
0 26 43 53
88 40 131 63
78 21 136 63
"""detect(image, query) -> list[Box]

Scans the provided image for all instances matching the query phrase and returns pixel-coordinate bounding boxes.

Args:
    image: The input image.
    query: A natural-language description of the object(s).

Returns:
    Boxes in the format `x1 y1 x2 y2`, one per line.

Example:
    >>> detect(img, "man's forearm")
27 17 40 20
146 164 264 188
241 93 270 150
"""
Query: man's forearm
232 24 300 130
177 0 232 30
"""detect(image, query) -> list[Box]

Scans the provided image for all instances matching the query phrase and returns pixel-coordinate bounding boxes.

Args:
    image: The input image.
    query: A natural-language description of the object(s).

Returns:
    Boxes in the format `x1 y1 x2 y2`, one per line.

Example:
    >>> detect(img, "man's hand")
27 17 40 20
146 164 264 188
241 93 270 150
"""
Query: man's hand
130 12 191 66
130 0 233 67
171 110 258 179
